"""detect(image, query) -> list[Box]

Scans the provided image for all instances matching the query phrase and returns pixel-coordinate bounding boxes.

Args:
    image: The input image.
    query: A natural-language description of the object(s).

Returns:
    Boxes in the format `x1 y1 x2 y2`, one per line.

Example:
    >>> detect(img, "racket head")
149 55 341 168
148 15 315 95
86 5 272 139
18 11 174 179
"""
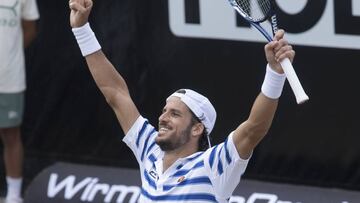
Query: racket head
228 0 272 23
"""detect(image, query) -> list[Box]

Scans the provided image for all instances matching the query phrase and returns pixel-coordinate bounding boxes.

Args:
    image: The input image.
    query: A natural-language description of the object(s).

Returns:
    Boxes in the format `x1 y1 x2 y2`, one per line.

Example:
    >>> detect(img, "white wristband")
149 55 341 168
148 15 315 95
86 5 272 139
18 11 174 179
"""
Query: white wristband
261 64 286 99
72 23 101 57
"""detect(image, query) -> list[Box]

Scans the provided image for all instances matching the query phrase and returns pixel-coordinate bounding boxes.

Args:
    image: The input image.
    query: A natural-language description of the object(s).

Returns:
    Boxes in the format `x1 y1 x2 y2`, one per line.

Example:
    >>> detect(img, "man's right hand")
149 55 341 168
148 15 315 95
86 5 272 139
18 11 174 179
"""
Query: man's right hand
264 29 295 74
69 0 93 28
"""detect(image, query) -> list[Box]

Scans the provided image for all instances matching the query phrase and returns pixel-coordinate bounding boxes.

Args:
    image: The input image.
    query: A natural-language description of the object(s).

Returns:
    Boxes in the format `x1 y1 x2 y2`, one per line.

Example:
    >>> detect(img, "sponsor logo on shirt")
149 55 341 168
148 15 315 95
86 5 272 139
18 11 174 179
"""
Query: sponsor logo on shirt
149 169 159 181
0 0 18 16
177 176 185 183
0 0 19 27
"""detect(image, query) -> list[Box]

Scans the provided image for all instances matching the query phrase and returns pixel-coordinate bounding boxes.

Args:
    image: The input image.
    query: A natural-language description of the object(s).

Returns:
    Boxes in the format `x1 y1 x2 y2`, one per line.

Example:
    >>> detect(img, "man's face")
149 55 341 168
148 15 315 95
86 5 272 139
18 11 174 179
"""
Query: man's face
156 97 194 151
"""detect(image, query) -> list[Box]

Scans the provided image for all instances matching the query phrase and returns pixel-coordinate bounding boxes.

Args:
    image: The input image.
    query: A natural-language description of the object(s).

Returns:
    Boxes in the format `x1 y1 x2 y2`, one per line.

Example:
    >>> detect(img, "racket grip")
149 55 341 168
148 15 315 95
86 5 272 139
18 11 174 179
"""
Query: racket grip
280 58 309 104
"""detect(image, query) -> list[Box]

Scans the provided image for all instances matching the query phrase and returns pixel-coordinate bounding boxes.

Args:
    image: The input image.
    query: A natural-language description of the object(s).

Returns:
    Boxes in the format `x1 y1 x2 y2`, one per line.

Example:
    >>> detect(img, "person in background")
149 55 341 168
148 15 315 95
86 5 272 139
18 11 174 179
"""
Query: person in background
0 0 39 202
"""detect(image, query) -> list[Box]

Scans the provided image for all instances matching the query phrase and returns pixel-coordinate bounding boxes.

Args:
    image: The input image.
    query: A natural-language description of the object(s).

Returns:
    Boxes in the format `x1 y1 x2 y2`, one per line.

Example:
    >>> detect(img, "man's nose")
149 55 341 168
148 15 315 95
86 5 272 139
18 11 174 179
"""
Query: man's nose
159 112 169 122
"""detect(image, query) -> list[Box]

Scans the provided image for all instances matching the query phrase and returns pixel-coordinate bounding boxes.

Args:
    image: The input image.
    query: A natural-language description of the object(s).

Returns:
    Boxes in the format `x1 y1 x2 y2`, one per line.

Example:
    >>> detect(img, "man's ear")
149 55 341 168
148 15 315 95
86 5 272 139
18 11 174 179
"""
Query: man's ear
192 123 205 138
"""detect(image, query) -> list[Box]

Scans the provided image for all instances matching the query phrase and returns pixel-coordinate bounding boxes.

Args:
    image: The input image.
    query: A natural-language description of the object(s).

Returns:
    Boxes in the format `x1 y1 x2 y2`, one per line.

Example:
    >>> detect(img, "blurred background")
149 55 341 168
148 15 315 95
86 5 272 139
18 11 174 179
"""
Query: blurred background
1 0 360 200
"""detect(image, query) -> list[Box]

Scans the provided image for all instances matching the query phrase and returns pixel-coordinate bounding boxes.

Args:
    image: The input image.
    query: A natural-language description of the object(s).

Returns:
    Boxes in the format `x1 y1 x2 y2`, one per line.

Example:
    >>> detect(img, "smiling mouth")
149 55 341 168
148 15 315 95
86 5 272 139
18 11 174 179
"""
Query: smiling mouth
159 127 169 134
158 125 172 135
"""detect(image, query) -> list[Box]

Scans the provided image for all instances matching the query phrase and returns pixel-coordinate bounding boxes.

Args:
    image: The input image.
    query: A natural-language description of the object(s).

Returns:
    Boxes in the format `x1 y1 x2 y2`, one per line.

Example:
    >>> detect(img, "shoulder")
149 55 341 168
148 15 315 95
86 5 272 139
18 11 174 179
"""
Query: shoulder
21 0 39 20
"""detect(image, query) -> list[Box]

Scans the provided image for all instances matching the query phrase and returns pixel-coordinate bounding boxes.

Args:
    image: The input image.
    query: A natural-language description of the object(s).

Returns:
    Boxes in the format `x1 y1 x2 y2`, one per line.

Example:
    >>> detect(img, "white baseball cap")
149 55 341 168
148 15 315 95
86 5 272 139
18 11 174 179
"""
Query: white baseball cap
167 89 217 137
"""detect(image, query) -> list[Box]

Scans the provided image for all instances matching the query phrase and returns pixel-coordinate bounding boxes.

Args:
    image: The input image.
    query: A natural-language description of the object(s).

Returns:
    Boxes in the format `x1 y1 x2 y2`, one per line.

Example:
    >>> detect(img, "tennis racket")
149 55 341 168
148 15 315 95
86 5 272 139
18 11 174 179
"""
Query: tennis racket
228 0 309 104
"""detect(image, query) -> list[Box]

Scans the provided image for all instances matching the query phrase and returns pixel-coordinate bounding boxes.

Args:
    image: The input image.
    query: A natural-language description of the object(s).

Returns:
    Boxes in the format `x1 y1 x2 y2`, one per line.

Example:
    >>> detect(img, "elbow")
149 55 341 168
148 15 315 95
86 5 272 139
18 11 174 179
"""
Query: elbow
101 87 128 110
244 121 270 144
23 27 37 47
105 96 116 108
24 31 37 48
104 92 120 109
234 121 271 158
99 86 118 107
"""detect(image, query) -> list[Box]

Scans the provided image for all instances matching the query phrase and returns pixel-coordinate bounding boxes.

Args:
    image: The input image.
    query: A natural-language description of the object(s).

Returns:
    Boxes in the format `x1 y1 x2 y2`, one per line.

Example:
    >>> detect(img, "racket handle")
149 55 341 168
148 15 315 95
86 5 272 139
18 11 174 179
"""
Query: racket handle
280 58 309 104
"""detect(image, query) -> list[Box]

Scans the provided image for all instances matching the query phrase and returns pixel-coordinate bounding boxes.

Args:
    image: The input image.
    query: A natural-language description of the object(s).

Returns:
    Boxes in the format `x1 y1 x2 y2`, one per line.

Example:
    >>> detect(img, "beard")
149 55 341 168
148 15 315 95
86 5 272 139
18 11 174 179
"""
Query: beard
156 124 192 151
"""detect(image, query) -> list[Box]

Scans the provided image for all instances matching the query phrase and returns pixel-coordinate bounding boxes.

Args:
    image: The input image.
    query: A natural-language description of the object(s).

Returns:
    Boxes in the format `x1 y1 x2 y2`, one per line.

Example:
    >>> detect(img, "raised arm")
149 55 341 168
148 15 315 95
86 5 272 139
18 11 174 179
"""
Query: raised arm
233 30 295 159
69 0 139 134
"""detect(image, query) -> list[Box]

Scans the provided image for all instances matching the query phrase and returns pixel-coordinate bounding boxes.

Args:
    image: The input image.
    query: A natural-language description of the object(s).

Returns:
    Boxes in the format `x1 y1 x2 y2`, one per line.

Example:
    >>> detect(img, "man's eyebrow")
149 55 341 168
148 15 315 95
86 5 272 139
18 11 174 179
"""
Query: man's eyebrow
164 108 183 115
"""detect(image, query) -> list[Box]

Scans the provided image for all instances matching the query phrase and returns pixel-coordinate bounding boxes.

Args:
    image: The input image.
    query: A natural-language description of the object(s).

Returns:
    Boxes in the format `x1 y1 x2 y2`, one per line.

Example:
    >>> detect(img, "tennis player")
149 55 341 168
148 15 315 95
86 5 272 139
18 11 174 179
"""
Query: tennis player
69 0 295 202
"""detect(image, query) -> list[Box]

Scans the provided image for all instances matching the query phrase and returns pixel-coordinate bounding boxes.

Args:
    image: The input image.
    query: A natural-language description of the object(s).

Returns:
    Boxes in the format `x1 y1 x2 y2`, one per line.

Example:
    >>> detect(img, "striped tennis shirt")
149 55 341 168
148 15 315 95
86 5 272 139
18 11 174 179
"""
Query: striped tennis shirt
123 116 250 203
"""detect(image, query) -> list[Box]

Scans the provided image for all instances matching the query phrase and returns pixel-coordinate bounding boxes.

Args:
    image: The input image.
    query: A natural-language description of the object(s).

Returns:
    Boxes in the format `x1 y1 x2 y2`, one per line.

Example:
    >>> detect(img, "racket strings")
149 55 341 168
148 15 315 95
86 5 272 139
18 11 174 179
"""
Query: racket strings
235 0 271 22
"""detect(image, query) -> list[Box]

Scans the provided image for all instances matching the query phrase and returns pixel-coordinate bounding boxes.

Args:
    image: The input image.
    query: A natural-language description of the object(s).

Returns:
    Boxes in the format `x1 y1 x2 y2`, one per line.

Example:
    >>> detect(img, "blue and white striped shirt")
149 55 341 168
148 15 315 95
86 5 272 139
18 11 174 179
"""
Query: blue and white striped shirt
123 116 250 203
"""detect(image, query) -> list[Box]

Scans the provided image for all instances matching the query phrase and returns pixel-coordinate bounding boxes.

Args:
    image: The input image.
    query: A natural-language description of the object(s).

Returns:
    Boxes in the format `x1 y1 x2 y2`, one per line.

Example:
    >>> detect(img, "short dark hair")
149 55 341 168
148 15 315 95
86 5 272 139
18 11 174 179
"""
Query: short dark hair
176 89 210 151
189 111 210 151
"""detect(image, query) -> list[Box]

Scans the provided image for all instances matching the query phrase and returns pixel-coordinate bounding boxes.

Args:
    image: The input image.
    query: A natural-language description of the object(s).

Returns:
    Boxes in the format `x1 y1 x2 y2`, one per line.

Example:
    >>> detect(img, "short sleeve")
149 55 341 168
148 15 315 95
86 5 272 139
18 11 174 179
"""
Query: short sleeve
21 0 39 20
123 116 159 165
203 132 251 200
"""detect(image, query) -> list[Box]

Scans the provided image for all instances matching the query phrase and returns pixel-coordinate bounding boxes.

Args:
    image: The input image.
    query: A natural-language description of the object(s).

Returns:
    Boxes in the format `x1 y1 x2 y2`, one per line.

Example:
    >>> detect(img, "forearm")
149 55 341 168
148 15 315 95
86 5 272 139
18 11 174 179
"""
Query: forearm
244 65 286 136
233 93 278 158
233 66 285 159
69 0 140 134
78 39 139 133
246 93 278 138
72 22 130 104
86 51 140 133
85 51 130 102
233 29 293 159
23 31 36 48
